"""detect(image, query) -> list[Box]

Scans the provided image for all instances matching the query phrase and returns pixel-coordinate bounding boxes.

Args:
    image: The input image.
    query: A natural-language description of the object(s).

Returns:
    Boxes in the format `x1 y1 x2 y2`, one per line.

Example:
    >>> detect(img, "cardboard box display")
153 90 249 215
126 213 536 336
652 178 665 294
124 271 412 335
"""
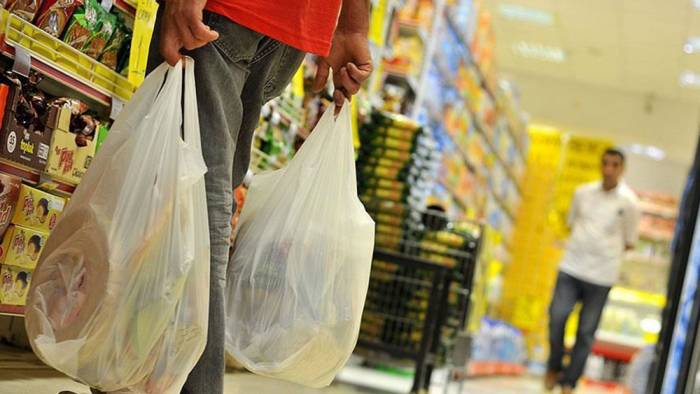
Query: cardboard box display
44 105 71 132
0 173 21 238
0 264 31 306
45 127 98 185
0 85 52 172
0 225 48 269
12 184 66 233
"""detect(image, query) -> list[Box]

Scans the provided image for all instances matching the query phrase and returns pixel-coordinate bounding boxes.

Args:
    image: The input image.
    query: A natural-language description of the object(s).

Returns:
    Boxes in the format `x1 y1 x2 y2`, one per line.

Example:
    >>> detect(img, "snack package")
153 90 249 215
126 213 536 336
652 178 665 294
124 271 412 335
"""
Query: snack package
0 174 22 239
35 0 83 37
0 264 32 305
12 184 66 233
62 0 100 51
99 21 127 69
0 225 48 269
7 0 43 22
83 6 116 59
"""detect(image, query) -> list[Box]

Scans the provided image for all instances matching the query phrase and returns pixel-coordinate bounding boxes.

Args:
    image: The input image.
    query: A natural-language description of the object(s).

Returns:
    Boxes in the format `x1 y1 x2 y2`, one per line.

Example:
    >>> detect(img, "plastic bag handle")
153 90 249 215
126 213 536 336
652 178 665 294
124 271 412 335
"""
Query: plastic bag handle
336 102 359 196
182 57 202 150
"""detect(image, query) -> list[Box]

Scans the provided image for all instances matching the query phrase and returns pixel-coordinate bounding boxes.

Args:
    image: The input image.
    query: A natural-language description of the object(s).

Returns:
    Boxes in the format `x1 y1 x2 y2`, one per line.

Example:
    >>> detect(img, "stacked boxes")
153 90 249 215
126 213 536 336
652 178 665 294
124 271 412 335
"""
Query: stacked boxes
44 105 100 185
0 184 65 305
356 110 440 248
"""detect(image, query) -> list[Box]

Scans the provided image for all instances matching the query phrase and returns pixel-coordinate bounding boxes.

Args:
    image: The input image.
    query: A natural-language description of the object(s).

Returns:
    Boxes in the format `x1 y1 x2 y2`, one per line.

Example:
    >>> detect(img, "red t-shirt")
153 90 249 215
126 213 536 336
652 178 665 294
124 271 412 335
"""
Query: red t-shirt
205 0 341 56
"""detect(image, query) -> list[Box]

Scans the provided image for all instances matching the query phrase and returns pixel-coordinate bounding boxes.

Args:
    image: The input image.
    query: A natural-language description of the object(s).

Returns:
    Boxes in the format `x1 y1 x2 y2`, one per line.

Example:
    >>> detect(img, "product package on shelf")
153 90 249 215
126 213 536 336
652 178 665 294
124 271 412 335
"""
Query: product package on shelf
0 79 53 173
35 0 83 37
0 173 22 237
0 263 31 305
357 110 440 246
12 184 65 233
0 224 48 269
44 100 101 185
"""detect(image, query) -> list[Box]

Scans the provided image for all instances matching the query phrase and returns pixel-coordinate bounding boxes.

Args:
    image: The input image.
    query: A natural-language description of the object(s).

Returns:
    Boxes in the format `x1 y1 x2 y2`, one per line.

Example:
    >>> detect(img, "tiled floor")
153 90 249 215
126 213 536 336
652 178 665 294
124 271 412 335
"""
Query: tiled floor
0 346 620 394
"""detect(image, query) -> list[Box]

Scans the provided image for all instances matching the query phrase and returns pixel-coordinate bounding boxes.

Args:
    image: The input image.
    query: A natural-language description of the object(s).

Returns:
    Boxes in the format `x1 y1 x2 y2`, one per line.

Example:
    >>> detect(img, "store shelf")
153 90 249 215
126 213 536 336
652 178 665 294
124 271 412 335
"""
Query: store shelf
473 119 522 195
384 68 420 93
1 12 136 107
624 253 669 267
639 200 678 219
489 185 515 222
397 19 429 44
595 331 646 352
430 60 522 196
0 303 24 317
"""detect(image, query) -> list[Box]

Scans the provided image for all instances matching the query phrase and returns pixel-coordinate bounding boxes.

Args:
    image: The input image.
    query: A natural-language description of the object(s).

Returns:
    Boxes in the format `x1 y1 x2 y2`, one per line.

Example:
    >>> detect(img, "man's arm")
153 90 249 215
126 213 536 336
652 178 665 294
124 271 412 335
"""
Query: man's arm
312 0 373 107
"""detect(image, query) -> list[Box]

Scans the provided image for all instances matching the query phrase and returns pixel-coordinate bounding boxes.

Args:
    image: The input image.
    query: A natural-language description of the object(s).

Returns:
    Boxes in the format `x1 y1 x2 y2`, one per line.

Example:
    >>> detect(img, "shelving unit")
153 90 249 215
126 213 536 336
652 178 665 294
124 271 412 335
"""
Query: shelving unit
0 4 138 316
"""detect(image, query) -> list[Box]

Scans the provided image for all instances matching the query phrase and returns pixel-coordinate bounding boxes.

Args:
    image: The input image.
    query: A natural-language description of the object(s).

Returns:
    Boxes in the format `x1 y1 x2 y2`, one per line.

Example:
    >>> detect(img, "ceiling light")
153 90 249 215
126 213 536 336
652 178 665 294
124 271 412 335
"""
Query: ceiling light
499 4 554 25
512 41 566 63
684 37 700 54
680 70 700 88
623 144 667 161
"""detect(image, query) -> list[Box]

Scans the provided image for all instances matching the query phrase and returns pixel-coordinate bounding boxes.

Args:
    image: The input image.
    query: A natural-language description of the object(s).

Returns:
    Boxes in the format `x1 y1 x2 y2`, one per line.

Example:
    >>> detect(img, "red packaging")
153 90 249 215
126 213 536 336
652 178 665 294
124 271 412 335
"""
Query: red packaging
35 0 83 38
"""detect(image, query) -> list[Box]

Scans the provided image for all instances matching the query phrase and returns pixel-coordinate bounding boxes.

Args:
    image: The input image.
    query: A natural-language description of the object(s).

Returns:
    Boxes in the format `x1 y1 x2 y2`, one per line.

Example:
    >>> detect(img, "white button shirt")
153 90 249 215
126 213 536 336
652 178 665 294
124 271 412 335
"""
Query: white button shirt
559 181 641 287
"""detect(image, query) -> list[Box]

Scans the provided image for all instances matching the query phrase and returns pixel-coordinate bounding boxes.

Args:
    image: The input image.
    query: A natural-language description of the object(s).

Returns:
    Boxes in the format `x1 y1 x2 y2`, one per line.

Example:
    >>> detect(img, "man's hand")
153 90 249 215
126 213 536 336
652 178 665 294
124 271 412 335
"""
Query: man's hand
312 0 372 107
160 0 219 66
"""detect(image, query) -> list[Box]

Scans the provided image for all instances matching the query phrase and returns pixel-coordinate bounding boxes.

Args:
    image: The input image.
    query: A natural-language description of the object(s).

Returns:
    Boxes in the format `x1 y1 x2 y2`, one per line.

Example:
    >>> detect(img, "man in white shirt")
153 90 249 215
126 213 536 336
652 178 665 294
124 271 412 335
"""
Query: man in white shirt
545 148 641 393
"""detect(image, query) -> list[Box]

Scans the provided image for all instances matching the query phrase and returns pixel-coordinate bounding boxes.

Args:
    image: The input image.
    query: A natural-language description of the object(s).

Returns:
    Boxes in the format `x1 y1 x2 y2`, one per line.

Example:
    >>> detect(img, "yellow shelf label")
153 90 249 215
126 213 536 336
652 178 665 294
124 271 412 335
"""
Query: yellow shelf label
129 0 159 86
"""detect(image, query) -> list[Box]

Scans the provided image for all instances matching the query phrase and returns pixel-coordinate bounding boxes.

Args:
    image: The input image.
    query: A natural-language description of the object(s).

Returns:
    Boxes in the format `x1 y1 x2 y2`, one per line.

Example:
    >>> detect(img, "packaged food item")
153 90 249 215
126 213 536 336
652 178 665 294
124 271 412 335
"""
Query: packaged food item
94 122 108 152
12 184 66 233
35 0 83 38
98 18 127 69
0 174 22 239
7 0 43 22
0 264 32 305
62 2 98 51
0 83 53 172
0 225 48 269
83 8 116 59
45 126 99 184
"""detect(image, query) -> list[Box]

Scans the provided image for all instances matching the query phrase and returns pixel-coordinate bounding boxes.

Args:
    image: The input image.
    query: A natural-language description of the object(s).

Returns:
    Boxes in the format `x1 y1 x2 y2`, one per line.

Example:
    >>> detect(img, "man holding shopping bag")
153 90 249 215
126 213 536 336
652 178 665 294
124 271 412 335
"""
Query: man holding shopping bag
147 1 372 393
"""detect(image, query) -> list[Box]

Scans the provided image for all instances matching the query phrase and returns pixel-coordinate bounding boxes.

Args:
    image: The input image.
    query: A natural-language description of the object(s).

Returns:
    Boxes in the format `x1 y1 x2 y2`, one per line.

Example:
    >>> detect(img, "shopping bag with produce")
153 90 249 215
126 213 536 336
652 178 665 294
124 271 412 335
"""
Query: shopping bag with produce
24 58 210 394
225 103 375 388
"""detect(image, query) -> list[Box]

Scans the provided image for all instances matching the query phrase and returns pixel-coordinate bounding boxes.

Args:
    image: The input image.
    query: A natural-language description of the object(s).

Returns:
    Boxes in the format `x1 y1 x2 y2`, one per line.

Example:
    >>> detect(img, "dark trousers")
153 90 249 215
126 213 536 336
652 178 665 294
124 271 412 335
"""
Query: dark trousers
547 271 611 387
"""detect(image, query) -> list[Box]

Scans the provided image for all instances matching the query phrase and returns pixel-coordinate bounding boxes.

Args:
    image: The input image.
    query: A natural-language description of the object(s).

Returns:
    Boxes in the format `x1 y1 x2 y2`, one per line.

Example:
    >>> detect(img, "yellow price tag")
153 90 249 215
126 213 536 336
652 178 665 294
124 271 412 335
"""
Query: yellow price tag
369 0 388 46
129 0 159 86
291 64 304 99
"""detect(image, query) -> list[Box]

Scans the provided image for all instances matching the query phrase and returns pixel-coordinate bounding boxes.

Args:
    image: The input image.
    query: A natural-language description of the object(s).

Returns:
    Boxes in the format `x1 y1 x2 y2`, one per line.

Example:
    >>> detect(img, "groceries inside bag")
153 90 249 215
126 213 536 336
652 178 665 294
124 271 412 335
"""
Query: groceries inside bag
24 58 210 394
225 103 375 388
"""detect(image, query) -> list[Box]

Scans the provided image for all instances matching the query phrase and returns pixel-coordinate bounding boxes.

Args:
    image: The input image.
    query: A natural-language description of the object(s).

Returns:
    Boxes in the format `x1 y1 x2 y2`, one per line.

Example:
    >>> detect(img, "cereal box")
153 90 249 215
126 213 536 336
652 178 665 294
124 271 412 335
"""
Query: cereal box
0 264 31 306
12 184 66 233
0 225 48 269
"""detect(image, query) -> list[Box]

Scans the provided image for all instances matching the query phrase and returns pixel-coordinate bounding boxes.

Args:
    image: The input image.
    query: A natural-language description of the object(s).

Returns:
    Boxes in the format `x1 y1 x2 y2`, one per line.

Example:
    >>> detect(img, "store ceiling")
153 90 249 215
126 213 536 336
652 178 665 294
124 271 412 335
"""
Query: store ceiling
481 0 700 167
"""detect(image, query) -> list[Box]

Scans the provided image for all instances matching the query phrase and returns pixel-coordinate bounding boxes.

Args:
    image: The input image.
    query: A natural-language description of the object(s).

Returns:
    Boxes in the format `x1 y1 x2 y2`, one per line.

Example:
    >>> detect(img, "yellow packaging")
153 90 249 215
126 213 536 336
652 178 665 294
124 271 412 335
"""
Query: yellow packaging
0 225 48 269
45 128 98 185
12 185 66 233
0 264 32 306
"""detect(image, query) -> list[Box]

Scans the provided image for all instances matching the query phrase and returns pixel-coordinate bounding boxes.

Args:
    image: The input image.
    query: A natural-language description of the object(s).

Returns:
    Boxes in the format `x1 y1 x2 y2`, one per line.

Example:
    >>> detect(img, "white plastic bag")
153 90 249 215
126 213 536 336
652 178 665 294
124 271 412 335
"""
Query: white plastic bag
225 103 375 388
24 58 210 394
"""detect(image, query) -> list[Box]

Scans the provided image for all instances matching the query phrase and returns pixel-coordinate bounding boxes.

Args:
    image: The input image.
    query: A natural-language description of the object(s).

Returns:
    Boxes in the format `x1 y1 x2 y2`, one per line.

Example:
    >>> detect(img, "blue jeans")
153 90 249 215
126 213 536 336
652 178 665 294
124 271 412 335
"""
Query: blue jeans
92 10 305 394
547 271 611 388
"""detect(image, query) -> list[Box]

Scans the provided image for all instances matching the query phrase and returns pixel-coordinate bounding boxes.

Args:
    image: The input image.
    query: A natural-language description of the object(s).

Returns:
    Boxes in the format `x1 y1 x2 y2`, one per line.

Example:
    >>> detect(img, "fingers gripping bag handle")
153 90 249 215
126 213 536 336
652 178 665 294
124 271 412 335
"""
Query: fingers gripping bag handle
25 59 210 394
225 100 374 388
